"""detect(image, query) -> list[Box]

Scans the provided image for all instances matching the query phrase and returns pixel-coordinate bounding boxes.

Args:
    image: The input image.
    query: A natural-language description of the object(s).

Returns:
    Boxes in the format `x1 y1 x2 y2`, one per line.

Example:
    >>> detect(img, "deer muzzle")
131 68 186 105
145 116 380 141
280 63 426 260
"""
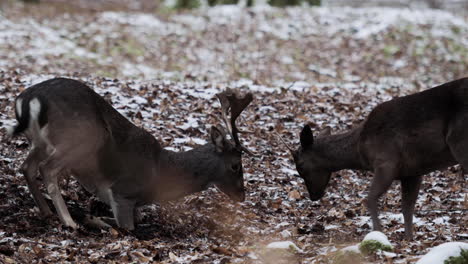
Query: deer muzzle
230 190 245 202
308 190 325 201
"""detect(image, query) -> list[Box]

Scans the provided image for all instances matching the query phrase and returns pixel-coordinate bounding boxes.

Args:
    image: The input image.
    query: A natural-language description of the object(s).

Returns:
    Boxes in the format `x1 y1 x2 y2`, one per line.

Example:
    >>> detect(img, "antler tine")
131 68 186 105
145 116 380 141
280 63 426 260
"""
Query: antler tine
216 91 233 137
216 88 254 153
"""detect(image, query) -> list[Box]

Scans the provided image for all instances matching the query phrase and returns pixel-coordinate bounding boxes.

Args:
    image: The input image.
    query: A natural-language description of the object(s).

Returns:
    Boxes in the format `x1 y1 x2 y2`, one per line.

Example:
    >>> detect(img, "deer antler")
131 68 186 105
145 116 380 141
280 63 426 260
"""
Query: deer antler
216 88 254 155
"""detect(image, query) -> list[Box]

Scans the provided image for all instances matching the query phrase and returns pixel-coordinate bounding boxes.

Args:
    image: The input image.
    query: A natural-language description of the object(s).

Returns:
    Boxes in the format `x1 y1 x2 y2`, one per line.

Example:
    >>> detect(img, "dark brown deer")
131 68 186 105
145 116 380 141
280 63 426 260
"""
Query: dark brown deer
290 77 468 240
8 78 253 230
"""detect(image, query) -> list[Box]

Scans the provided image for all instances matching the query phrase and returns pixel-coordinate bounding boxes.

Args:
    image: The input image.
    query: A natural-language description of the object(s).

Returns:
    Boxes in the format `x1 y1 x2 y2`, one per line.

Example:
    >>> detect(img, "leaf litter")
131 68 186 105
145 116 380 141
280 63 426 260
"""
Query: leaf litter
0 1 467 263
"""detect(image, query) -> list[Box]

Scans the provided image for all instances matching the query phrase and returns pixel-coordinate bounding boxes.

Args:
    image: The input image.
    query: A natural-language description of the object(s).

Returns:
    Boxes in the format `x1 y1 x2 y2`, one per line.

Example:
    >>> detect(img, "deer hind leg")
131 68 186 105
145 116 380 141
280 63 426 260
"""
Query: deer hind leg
400 176 422 240
447 113 468 185
21 147 53 217
368 161 398 232
39 152 78 229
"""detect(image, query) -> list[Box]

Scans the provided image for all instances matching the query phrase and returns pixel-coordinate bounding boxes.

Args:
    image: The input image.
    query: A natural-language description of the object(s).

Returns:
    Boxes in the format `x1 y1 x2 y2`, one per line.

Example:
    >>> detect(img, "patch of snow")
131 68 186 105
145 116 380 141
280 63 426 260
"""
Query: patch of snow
172 14 207 31
173 137 207 145
177 116 200 130
248 252 258 259
280 230 292 238
280 167 297 176
266 241 303 252
381 212 424 226
416 242 468 264
164 146 179 152
100 12 164 28
362 231 392 247
275 222 290 229
279 56 294 65
317 245 338 255
121 63 159 78
355 216 371 227
432 216 450 225
341 244 360 253
325 224 340 230
383 251 398 258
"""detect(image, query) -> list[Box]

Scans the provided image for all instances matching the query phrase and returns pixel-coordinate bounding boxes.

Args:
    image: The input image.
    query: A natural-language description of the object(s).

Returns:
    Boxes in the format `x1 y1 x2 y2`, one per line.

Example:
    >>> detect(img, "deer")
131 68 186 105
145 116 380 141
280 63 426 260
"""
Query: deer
287 77 468 240
7 77 253 230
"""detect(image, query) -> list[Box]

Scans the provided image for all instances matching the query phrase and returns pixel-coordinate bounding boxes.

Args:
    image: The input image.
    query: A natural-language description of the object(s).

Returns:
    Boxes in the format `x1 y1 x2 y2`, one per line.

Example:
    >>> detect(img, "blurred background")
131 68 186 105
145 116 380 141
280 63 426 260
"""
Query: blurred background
0 0 466 86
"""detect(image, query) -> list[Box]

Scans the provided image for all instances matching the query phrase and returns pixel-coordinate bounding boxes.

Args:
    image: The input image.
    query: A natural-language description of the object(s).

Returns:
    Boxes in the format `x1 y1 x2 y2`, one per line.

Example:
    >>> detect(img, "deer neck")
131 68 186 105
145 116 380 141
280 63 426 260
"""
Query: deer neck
315 125 364 172
155 145 219 200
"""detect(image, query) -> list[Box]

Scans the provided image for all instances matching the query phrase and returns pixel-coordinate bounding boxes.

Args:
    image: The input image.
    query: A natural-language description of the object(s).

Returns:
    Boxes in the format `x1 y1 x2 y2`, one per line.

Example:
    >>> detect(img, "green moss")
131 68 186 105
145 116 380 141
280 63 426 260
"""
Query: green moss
288 244 298 252
383 45 399 57
267 0 320 6
359 240 393 256
306 0 321 5
174 0 200 9
268 0 301 6
95 70 117 78
444 248 468 264
451 26 461 35
207 0 239 6
332 250 363 264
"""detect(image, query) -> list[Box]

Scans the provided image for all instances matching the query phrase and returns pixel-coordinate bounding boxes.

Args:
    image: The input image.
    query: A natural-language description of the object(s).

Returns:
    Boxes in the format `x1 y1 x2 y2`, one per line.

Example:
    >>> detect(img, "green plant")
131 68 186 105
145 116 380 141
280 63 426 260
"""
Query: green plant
174 0 200 9
358 240 393 256
444 248 468 264
268 0 320 6
451 26 461 34
208 0 239 5
306 0 321 6
383 45 400 57
268 0 301 6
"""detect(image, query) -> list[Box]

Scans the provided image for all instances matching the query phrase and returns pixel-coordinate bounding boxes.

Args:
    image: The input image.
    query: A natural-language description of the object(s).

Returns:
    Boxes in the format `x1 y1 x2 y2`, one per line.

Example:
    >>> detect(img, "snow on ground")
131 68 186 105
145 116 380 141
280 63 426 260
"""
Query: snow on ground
1 5 466 83
0 1 466 263
362 231 392 247
340 244 360 253
416 242 468 264
266 241 303 252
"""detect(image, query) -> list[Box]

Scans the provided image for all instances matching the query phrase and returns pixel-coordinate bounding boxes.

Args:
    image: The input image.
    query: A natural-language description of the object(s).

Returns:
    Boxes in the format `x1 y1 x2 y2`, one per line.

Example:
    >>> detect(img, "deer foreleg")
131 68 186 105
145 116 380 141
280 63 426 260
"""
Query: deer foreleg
368 161 397 232
107 189 136 230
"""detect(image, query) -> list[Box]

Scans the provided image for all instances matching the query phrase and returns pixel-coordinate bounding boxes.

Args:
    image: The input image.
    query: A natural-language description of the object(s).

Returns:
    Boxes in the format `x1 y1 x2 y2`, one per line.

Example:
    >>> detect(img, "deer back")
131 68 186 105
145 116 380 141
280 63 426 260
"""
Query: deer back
14 78 161 201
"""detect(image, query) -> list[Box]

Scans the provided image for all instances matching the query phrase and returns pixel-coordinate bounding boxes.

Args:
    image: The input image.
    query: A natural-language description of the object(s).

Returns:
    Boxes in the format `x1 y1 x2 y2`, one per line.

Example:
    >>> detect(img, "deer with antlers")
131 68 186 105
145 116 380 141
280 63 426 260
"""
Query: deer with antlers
8 78 253 230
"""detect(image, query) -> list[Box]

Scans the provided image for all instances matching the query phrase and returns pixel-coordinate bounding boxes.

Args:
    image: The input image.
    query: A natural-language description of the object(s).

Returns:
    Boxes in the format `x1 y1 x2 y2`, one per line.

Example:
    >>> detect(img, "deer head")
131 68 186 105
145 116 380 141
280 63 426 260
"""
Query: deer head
210 88 253 202
283 124 333 201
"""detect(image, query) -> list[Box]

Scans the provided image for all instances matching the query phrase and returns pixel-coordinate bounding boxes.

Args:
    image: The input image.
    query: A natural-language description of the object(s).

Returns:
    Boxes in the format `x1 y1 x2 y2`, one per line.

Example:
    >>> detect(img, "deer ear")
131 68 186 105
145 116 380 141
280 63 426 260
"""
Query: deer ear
210 126 227 153
318 126 331 137
300 124 314 149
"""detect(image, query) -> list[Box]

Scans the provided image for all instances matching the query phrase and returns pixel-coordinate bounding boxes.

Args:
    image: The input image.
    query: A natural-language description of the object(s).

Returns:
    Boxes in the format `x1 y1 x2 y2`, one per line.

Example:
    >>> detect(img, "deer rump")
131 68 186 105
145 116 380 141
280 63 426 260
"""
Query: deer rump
12 78 160 204
358 78 467 175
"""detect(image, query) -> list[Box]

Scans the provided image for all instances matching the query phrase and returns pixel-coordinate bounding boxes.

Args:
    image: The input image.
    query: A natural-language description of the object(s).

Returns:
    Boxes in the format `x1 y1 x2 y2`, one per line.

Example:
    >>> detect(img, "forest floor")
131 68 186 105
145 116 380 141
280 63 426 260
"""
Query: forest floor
0 1 467 263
